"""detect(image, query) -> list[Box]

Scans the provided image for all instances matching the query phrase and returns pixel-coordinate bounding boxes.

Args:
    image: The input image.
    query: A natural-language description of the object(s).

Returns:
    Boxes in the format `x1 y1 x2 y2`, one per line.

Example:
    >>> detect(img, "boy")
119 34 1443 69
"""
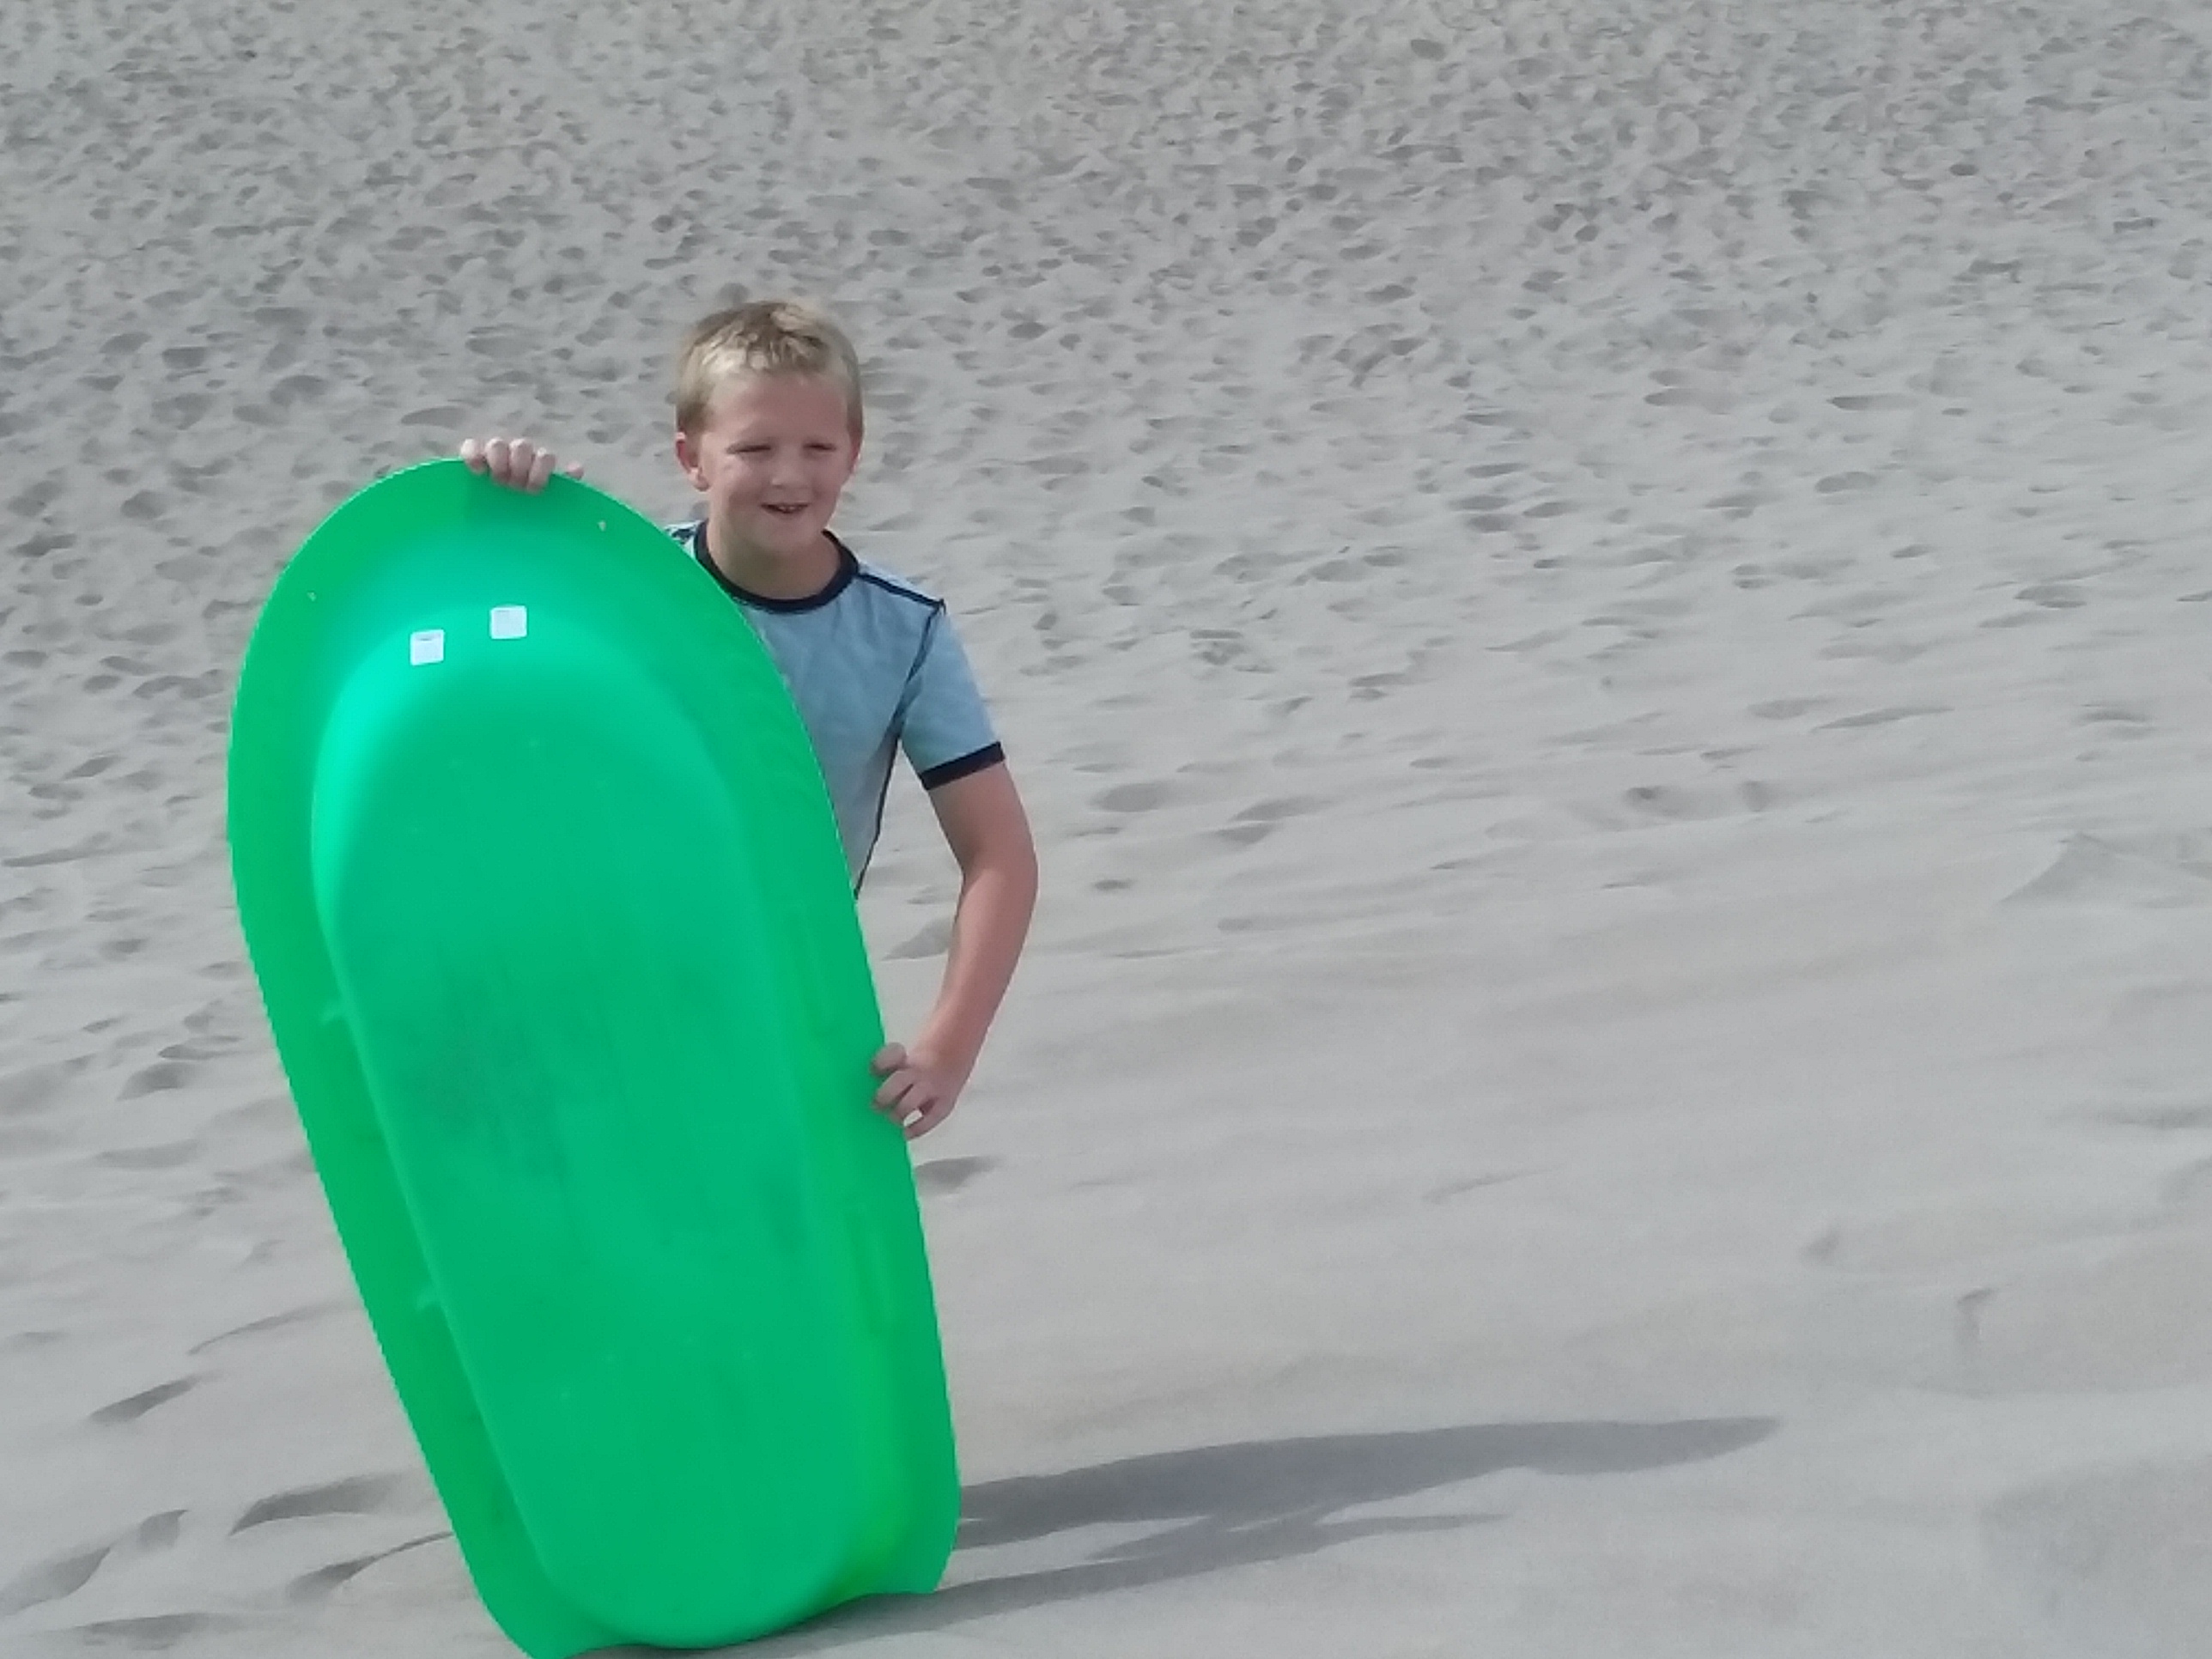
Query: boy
458 299 1037 1140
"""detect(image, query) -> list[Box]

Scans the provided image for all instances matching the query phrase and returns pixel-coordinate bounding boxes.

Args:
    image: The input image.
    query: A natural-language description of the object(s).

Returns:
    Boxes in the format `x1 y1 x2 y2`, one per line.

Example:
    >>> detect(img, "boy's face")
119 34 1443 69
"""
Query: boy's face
675 372 860 562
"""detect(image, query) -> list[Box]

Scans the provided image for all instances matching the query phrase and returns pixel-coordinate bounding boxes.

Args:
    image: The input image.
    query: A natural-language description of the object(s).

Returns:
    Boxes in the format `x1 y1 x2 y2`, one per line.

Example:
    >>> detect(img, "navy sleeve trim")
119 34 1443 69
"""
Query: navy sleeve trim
916 743 1006 790
857 569 947 612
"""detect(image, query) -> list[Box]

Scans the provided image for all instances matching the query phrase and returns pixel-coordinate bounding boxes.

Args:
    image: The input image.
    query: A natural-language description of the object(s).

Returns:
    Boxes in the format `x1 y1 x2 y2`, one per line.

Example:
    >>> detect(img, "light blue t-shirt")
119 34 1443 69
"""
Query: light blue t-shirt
667 521 1003 888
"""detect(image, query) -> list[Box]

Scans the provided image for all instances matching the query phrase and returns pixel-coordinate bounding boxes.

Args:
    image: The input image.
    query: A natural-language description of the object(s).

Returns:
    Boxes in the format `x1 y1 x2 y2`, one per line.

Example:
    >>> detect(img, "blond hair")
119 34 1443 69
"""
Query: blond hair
674 299 864 441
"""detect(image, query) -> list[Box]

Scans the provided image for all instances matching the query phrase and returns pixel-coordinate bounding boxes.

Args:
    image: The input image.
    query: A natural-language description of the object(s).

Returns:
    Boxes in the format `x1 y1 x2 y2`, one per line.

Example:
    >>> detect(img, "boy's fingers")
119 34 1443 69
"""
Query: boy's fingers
871 1043 907 1077
457 437 574 488
879 1076 947 1132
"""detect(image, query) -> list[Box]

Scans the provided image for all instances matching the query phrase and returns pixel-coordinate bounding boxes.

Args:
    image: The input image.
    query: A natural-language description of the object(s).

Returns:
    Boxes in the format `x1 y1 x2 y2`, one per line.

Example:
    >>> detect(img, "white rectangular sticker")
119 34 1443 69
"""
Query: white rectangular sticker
409 629 446 665
489 605 528 641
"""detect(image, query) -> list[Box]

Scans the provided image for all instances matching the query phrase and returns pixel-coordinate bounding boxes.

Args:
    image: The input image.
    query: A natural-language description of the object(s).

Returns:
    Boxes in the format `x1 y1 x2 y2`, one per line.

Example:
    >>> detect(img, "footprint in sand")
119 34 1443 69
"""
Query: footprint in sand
133 1511 184 1552
0 1543 110 1616
0 1507 185 1620
1215 795 1326 848
2078 704 2152 732
231 1474 408 1534
1423 1172 1522 1205
0 1060 88 1116
187 1298 349 1357
117 1061 194 1100
1607 781 1774 825
914 1156 999 1196
2006 836 2212 909
69 1612 229 1648
1799 1224 1844 1266
2098 1103 2212 1133
1815 703 1948 731
1095 780 1178 814
886 917 954 961
89 1376 198 1427
284 1531 453 1605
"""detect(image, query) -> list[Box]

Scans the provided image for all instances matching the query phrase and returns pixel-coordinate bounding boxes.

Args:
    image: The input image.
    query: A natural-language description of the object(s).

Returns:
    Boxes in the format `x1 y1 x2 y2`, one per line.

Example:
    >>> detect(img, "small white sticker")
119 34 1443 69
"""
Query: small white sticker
409 629 446 665
489 605 527 640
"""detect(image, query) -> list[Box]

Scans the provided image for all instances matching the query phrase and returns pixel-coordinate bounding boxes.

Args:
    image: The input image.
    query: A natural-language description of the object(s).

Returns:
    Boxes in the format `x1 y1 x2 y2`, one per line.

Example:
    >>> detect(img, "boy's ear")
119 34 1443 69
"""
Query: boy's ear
673 427 704 489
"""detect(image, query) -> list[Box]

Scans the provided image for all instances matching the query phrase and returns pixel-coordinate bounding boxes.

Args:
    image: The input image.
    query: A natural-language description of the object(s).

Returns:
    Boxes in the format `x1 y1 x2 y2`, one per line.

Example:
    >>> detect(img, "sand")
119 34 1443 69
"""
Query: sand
6 0 2212 1651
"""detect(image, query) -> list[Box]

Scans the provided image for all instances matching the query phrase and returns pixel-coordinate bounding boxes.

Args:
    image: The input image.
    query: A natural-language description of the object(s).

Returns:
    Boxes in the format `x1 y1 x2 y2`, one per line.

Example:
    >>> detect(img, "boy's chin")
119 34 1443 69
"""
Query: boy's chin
762 519 826 552
732 513 823 550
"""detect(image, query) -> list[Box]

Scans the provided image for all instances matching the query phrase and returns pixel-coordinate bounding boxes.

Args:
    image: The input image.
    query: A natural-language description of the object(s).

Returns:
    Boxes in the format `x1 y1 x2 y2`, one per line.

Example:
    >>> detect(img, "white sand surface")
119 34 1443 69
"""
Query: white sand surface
7 0 2212 1652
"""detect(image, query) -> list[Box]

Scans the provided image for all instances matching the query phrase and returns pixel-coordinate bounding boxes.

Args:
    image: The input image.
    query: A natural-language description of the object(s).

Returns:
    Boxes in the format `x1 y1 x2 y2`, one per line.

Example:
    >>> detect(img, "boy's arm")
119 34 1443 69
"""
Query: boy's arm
871 762 1039 1139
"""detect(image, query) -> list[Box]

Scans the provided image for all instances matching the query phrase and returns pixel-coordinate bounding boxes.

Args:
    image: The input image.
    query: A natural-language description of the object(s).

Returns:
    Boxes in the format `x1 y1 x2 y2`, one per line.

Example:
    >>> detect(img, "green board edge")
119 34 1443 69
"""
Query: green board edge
224 460 958 1653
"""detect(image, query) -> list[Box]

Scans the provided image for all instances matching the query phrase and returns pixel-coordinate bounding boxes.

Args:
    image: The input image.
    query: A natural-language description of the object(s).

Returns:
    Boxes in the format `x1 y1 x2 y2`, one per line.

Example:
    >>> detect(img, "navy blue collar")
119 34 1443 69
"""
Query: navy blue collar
687 521 858 613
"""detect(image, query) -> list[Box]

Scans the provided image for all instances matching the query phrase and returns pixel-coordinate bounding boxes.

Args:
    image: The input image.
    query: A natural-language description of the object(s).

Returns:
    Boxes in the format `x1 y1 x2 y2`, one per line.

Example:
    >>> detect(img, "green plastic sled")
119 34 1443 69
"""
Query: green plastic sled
225 460 958 1655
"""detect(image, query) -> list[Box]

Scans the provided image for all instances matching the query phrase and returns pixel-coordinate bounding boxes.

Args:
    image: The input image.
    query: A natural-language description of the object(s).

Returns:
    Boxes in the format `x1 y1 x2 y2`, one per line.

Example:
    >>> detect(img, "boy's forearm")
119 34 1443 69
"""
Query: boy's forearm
915 855 1037 1077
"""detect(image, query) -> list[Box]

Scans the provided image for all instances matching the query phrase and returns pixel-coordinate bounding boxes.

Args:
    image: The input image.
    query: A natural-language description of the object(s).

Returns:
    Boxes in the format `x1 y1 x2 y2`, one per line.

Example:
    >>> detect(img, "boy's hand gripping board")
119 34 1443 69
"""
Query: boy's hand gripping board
225 461 958 1654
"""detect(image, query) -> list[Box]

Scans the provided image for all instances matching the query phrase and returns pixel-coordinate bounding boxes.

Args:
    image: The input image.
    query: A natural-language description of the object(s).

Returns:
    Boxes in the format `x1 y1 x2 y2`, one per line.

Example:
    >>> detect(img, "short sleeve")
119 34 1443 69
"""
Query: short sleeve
897 610 1003 788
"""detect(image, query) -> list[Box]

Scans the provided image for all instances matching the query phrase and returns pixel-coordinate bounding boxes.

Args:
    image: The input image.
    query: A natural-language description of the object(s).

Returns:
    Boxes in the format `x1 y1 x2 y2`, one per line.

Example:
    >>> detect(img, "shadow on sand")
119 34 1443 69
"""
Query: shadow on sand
655 1414 1778 1651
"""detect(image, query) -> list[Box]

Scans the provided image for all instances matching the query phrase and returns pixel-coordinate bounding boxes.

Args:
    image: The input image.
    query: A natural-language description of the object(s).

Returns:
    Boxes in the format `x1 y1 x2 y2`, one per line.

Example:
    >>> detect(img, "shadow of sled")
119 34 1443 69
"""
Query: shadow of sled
635 1414 1776 1652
